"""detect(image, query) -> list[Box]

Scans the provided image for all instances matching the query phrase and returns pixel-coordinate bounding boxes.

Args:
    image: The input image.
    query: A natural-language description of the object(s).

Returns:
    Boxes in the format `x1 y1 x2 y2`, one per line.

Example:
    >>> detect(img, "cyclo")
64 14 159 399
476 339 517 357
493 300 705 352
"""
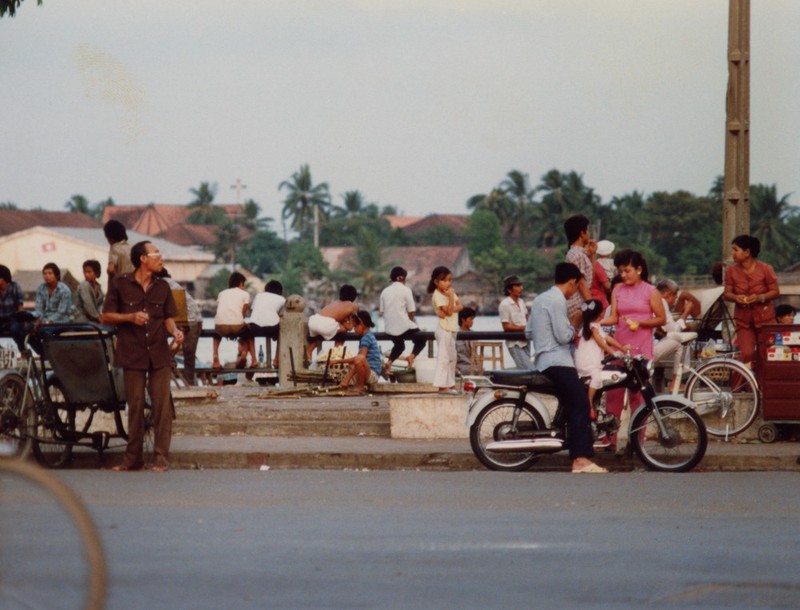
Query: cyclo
0 322 153 468
464 351 708 473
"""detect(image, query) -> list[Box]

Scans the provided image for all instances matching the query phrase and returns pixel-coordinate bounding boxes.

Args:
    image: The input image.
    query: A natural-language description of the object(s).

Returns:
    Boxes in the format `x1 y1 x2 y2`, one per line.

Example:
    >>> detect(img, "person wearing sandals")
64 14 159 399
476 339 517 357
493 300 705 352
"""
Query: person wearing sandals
102 241 183 472
332 310 381 396
527 262 608 473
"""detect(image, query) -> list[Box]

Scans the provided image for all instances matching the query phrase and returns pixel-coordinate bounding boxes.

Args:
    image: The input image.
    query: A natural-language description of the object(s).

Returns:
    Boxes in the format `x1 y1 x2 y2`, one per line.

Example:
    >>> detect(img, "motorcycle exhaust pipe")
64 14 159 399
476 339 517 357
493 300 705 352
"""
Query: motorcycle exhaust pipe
485 437 565 453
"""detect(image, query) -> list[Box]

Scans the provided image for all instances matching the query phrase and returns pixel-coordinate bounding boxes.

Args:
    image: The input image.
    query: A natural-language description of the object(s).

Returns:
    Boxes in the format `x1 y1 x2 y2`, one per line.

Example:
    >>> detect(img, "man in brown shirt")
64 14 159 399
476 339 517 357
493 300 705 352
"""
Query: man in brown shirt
103 241 184 471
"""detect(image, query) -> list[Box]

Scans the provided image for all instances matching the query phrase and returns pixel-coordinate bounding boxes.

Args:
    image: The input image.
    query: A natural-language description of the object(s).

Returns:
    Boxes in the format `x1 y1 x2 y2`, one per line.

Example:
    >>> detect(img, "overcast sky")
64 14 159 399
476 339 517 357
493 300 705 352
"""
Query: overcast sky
2 0 798 224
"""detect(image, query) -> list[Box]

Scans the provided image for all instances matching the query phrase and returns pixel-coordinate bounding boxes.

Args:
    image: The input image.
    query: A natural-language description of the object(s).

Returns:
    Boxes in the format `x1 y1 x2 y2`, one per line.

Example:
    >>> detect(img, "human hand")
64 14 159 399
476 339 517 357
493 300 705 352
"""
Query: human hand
172 329 184 346
132 311 149 326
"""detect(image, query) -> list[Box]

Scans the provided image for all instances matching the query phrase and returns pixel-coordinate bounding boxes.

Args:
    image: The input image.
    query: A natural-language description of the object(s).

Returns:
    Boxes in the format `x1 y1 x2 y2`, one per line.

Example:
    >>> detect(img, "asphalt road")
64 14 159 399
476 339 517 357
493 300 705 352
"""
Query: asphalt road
4 470 800 609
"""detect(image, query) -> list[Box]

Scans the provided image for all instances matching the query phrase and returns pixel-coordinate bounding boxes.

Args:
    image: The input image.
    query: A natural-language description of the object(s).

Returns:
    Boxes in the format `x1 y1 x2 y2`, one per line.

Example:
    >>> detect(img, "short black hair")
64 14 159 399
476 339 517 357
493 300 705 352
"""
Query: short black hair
130 241 151 269
0 265 11 283
229 272 246 288
776 304 796 319
265 280 283 295
42 262 61 281
83 259 102 278
339 284 358 302
564 214 590 244
103 219 128 244
554 262 582 284
390 266 407 281
459 307 476 325
732 234 761 259
355 309 374 328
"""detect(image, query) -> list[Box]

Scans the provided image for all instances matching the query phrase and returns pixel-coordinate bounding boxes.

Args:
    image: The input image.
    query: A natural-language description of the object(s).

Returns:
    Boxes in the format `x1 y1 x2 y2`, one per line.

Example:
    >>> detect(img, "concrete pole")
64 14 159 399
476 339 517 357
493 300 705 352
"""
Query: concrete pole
278 294 308 387
722 0 750 263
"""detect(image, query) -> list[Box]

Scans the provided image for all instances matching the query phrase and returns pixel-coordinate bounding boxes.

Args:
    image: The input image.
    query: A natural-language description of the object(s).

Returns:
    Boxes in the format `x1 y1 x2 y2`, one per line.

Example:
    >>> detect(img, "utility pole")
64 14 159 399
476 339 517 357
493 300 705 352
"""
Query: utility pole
722 0 750 263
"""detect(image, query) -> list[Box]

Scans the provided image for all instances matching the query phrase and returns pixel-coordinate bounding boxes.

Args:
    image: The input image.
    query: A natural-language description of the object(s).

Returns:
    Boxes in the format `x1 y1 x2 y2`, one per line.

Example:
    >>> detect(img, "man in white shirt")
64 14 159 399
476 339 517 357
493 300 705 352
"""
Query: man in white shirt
498 275 531 369
379 266 425 373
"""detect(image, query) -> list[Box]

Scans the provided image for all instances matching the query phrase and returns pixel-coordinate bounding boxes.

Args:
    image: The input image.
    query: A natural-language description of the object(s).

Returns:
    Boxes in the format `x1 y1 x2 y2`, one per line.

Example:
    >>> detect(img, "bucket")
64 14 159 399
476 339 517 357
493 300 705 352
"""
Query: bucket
413 357 436 385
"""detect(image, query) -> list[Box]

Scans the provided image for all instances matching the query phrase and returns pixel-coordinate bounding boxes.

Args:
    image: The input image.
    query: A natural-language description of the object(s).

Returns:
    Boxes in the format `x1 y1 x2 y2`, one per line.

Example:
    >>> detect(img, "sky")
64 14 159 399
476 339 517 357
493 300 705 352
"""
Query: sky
2 0 799 225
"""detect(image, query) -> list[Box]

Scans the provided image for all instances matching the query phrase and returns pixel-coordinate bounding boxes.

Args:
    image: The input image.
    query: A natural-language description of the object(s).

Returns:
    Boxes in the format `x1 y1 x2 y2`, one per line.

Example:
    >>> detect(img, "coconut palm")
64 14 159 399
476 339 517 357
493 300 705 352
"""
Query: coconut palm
279 164 331 247
187 182 223 224
64 194 92 215
750 184 797 269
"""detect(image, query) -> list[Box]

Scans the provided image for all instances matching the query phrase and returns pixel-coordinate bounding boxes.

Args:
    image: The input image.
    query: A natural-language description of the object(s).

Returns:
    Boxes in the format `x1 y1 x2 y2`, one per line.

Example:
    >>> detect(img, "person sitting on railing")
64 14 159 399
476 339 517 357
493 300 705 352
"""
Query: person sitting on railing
246 279 285 368
306 284 358 364
212 272 255 370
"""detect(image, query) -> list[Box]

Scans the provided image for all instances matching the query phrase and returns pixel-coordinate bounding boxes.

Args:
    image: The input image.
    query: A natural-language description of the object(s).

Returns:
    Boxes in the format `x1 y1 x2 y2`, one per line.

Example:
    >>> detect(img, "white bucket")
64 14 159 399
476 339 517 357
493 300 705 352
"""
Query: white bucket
413 356 436 385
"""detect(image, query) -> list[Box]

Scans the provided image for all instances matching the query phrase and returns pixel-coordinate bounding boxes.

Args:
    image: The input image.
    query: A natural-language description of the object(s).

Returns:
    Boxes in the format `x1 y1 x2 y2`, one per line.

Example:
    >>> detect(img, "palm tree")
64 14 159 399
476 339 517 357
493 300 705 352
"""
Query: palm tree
466 188 515 227
64 194 92 215
499 169 535 237
340 227 393 301
279 164 331 247
750 184 796 268
187 182 223 224
333 190 366 218
530 169 600 246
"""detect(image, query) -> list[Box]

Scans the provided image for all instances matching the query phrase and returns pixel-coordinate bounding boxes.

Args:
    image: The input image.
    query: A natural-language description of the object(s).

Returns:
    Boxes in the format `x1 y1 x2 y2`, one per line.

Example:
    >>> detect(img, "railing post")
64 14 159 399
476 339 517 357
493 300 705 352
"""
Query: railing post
279 295 308 387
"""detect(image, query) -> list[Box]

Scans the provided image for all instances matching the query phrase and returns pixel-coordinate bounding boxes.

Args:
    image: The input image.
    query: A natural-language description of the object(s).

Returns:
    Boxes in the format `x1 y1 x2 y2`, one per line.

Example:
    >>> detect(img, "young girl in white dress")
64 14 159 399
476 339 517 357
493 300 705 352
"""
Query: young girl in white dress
427 266 463 394
574 299 626 418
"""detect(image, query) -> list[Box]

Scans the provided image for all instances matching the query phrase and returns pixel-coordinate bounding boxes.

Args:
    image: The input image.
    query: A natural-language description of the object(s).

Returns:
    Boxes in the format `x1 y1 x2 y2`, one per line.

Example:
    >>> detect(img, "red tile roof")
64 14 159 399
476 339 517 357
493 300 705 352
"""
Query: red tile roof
0 210 100 236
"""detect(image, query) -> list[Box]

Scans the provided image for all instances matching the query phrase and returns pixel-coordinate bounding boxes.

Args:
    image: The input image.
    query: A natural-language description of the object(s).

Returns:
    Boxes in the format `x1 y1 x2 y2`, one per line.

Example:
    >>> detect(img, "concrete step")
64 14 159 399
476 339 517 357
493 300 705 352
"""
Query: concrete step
173 419 390 437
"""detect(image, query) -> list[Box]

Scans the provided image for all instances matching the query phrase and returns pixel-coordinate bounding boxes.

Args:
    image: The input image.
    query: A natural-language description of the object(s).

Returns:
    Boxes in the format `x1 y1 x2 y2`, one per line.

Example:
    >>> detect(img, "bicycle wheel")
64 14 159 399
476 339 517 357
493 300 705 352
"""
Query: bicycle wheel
469 400 545 472
685 359 759 437
30 379 74 469
0 374 33 458
0 458 107 610
630 400 707 472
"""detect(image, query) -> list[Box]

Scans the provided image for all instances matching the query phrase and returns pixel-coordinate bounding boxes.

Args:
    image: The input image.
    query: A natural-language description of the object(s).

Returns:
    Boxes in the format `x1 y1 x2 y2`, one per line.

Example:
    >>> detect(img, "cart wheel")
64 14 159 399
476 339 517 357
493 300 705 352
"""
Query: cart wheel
757 423 778 444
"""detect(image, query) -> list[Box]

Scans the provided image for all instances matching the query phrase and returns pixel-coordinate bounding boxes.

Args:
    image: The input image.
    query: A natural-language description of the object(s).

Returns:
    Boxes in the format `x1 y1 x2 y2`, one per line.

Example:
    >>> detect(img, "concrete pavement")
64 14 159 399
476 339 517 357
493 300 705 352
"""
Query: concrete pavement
73 383 800 472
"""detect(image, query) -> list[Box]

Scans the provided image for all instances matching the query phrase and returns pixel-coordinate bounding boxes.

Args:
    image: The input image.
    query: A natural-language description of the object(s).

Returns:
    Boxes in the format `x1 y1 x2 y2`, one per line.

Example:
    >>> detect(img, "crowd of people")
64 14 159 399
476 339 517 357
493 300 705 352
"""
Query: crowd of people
1 213 793 471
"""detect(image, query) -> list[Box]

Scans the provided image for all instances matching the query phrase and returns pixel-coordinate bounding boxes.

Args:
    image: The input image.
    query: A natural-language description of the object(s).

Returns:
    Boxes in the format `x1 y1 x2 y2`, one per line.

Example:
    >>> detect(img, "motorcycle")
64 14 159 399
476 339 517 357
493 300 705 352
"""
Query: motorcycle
464 352 707 473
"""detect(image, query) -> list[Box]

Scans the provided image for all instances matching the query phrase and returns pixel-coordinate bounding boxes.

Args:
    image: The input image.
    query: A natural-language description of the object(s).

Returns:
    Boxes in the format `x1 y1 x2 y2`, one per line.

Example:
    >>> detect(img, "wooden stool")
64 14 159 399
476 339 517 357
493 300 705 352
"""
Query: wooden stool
471 341 505 374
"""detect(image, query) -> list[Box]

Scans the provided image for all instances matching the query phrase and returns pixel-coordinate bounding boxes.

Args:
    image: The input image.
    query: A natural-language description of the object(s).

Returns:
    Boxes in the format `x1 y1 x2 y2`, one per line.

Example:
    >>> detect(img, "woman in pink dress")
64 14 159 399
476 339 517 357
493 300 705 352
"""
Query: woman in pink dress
600 250 666 447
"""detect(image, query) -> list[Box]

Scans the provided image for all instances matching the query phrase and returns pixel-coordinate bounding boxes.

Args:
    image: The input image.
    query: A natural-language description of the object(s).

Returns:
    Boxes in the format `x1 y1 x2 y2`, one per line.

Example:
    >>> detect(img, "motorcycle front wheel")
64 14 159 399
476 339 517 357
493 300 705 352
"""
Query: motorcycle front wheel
629 400 707 473
469 400 545 472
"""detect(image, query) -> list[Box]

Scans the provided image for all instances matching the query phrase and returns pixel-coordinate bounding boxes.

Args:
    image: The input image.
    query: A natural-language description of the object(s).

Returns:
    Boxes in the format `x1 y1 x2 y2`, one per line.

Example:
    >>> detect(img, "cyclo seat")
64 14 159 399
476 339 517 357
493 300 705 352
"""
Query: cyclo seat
487 369 556 392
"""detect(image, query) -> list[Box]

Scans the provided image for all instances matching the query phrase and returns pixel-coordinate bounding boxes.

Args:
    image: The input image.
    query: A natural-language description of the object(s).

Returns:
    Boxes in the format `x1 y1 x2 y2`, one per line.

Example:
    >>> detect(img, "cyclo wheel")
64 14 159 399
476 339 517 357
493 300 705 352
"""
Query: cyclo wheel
30 378 74 469
469 400 545 472
685 359 759 437
630 400 707 473
0 457 107 610
0 373 34 458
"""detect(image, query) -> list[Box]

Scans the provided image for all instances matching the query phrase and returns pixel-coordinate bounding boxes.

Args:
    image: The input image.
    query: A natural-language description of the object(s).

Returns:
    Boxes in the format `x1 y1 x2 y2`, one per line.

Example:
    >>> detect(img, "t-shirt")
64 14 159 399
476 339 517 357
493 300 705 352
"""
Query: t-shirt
432 290 459 332
380 282 418 336
247 292 286 327
498 295 528 348
108 240 134 277
359 330 382 375
214 287 251 325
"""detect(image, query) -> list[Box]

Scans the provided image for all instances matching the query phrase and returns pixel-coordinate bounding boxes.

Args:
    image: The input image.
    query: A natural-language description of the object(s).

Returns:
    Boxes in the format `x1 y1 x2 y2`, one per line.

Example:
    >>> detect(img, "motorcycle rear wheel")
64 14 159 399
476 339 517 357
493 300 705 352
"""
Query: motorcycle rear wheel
469 400 545 472
630 400 707 473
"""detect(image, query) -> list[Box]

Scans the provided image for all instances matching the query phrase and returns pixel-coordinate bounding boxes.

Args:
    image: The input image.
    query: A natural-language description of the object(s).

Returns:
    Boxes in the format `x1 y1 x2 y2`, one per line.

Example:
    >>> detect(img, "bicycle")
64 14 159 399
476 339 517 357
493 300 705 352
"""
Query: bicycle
0 452 107 609
666 331 760 439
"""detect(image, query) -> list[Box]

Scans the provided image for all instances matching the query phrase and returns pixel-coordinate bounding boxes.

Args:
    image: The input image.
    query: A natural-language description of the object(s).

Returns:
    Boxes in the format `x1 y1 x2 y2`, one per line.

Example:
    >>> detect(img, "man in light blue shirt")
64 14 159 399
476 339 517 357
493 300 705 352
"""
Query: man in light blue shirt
527 263 607 474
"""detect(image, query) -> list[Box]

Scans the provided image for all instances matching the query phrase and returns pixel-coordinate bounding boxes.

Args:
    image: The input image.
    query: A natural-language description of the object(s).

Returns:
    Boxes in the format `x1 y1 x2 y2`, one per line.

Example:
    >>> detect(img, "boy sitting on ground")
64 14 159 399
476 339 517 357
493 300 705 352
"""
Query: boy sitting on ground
306 284 358 362
331 310 382 396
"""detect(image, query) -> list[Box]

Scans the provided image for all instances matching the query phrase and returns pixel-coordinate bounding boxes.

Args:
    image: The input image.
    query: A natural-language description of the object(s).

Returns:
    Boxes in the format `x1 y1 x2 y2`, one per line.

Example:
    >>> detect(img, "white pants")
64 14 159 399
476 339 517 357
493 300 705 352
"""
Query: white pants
432 326 457 388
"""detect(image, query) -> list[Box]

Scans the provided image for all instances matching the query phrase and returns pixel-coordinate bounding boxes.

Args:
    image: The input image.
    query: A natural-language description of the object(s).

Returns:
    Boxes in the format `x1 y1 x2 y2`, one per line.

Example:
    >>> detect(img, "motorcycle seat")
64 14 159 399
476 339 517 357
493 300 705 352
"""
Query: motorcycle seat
487 369 555 391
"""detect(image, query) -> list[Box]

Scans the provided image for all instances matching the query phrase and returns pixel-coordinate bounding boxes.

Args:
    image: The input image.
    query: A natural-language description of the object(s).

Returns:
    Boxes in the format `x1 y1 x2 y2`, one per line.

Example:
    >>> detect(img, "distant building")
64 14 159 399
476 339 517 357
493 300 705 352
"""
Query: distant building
102 203 253 248
0 225 214 295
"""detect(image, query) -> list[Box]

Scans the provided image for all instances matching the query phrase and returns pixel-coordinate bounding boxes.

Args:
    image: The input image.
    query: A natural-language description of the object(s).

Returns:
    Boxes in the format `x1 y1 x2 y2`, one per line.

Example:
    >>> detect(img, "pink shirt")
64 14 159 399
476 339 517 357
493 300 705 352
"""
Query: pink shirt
613 281 657 359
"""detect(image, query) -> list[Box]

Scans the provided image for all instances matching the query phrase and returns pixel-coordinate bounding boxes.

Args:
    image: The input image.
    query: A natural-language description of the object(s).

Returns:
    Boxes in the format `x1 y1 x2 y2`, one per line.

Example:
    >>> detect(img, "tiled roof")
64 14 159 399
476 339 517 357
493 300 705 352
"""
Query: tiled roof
0 210 100 236
402 214 469 234
384 215 423 230
102 203 246 239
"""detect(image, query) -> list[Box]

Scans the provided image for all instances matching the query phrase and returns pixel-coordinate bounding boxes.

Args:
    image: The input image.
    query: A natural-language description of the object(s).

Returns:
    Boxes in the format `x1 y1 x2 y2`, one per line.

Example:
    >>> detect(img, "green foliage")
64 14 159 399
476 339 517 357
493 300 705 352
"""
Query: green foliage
236 229 288 277
335 227 394 300
204 268 231 300
187 182 225 224
467 208 502 259
0 201 18 209
0 0 42 18
406 224 462 246
749 184 798 270
279 164 331 245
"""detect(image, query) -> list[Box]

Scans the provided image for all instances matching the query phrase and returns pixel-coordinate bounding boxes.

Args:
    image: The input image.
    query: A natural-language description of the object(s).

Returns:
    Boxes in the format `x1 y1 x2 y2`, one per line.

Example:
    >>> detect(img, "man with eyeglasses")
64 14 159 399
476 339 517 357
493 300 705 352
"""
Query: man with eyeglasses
103 241 184 472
